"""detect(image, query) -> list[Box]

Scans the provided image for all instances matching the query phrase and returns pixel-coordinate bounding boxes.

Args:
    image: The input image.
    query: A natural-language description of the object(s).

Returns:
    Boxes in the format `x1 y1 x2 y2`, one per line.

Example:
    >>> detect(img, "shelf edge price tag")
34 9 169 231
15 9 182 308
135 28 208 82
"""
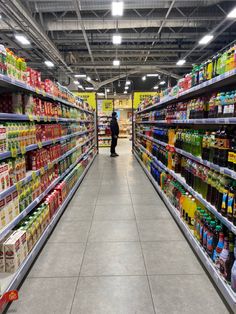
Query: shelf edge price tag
40 167 45 175
10 148 17 158
38 142 42 149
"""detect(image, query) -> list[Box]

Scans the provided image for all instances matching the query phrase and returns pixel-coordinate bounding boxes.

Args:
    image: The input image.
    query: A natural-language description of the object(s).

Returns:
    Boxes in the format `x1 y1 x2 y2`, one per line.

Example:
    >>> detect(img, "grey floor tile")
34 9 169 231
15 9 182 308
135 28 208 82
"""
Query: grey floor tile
71 276 155 314
149 275 229 314
94 204 135 220
134 204 171 220
128 184 156 194
137 219 184 241
61 204 95 221
131 193 164 205
99 185 130 194
142 241 203 275
49 220 91 243
70 194 98 206
81 242 146 276
29 243 86 277
7 277 77 314
97 194 132 205
88 220 139 242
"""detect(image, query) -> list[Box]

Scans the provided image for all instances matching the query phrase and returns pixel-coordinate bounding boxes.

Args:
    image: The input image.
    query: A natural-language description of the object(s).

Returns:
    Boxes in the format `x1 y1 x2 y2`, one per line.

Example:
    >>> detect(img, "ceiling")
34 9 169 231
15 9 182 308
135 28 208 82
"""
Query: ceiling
0 0 236 93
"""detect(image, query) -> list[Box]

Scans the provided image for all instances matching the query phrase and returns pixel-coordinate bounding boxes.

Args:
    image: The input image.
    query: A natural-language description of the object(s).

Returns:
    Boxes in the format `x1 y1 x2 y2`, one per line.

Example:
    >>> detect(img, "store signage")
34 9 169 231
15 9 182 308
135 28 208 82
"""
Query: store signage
133 92 159 109
73 92 96 109
101 99 113 112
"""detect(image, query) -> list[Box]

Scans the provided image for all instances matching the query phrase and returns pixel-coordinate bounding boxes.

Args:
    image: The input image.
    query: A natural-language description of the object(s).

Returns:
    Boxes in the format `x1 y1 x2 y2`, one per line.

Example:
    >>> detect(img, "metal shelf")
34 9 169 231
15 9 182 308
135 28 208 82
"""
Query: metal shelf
136 132 236 180
134 150 236 313
136 117 236 125
0 128 95 162
0 152 97 304
0 143 95 241
134 142 236 234
136 68 236 114
0 74 94 115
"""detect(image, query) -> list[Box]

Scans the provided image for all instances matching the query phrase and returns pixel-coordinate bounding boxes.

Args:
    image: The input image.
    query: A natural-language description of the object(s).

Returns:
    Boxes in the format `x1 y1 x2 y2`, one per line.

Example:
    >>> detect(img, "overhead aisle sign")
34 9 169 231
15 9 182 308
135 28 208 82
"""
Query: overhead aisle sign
101 99 113 112
73 92 97 110
133 92 159 109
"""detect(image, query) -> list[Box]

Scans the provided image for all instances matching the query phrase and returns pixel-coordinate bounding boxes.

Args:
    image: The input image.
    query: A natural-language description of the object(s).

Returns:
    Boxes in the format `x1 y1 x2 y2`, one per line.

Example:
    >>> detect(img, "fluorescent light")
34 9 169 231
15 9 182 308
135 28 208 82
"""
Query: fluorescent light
199 34 213 45
125 80 131 85
125 86 129 90
73 80 79 85
112 34 122 45
78 85 83 89
85 87 94 90
112 1 123 16
227 7 236 18
97 92 105 96
44 60 54 68
176 59 186 66
74 74 86 78
87 76 91 81
160 81 165 85
15 34 30 45
153 86 159 90
113 59 120 66
124 91 127 94
106 89 110 92
146 74 159 77
142 76 146 81
0 14 2 19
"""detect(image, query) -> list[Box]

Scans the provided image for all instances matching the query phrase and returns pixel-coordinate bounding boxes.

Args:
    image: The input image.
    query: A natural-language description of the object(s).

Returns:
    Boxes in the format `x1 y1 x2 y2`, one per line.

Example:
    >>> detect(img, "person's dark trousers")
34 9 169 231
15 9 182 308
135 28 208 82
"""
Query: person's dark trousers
110 136 117 154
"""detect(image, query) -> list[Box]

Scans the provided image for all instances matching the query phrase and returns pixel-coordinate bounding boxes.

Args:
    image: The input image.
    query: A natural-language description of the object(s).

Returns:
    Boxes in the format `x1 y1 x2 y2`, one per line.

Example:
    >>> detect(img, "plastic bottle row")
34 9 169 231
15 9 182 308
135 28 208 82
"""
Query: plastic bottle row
135 145 236 293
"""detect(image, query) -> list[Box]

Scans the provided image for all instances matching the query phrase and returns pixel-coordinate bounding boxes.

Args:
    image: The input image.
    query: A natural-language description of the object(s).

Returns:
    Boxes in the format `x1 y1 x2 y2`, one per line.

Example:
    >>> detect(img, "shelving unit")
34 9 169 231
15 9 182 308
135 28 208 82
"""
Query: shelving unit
0 69 97 309
134 67 236 313
98 115 111 148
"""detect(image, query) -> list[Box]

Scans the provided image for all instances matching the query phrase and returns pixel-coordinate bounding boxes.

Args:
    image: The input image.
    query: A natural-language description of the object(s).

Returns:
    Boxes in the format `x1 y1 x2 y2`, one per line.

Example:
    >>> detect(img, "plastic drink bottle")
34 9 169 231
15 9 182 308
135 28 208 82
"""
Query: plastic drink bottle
231 239 236 291
217 234 229 278
213 226 224 263
206 220 216 256
225 232 235 282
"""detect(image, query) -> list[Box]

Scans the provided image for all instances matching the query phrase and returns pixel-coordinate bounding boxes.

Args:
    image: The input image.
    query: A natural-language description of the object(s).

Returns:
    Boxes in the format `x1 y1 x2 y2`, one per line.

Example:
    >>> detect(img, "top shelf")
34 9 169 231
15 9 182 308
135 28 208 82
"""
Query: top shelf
0 74 94 115
137 68 236 114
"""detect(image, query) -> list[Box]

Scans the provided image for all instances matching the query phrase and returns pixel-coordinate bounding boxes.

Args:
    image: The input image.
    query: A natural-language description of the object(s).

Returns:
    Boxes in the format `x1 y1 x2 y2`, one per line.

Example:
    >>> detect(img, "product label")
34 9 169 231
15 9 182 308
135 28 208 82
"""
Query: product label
221 193 228 210
207 232 213 254
227 196 234 214
228 151 234 163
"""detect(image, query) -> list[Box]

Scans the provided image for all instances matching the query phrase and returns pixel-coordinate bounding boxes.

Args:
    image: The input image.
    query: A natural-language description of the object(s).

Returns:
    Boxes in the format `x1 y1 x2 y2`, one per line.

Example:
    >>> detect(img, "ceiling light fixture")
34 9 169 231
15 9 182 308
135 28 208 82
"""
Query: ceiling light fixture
74 74 86 78
112 1 124 16
153 86 159 90
113 59 120 66
106 88 110 92
85 87 94 90
227 7 236 18
78 85 83 89
146 74 159 77
44 60 54 68
73 80 79 85
87 76 91 81
176 59 186 66
160 80 166 85
0 14 2 19
142 76 146 81
15 34 30 45
198 34 214 45
124 91 127 94
112 34 122 45
97 92 105 96
125 80 131 85
125 86 129 90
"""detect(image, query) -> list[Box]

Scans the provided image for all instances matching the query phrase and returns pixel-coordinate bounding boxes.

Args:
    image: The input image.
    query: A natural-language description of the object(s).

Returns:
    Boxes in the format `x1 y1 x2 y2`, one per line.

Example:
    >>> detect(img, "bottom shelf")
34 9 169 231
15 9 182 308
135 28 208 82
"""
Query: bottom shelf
134 150 236 313
0 152 97 308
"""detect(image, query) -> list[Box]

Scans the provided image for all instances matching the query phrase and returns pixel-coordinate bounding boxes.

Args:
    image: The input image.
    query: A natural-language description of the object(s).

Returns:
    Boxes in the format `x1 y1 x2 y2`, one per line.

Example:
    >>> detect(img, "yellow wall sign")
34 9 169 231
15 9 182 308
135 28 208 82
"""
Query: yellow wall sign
73 92 97 109
102 99 113 112
133 92 159 109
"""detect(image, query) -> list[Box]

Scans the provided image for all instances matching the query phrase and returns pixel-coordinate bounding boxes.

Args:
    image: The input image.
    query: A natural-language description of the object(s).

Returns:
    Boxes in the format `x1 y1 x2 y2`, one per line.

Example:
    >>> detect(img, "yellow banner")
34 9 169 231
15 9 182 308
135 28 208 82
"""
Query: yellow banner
73 92 96 109
133 92 159 109
101 99 113 112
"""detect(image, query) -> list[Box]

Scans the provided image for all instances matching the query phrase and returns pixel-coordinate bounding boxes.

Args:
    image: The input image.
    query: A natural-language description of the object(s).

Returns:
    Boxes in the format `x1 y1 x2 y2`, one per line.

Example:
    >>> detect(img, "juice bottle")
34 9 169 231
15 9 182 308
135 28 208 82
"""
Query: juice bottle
212 224 221 260
231 238 236 291
188 197 196 229
203 216 211 250
200 165 208 199
227 182 236 221
194 207 201 239
202 132 210 160
206 169 213 203
199 210 205 244
207 220 216 257
225 232 235 282
221 184 230 217
208 131 216 163
210 171 218 205
228 128 236 170
217 233 229 278
216 176 230 212
213 226 224 263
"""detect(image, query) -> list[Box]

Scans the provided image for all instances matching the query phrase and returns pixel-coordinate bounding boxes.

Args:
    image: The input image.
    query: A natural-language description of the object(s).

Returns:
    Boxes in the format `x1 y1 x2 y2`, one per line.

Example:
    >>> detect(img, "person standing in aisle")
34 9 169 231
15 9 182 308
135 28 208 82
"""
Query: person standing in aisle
110 111 119 157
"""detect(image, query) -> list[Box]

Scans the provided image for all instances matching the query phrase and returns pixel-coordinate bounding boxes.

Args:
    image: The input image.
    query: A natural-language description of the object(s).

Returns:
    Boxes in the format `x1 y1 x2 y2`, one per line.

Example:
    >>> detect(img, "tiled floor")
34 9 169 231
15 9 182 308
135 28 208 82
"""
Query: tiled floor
7 140 230 314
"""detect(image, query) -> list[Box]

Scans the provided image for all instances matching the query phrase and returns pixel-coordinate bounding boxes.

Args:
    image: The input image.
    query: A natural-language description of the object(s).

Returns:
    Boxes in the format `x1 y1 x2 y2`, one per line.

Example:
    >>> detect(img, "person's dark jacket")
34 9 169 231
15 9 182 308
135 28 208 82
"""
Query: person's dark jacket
110 117 119 136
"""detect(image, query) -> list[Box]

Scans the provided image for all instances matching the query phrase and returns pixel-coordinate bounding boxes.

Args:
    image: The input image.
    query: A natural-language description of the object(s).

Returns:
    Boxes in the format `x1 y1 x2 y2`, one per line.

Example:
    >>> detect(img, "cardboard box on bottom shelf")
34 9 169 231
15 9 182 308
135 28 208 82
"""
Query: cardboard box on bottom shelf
4 229 28 273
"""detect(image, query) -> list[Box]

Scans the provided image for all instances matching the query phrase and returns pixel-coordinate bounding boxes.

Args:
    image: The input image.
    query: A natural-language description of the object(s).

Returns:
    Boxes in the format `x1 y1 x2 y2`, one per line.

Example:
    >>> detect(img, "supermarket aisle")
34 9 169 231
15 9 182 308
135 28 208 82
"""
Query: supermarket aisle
7 140 229 314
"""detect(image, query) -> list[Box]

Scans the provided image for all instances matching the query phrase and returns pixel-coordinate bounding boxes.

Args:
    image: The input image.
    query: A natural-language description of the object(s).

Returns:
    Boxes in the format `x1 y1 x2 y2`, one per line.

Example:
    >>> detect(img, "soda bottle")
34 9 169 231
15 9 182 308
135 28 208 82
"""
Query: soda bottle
221 184 230 217
213 226 224 263
207 220 216 257
206 169 213 203
188 197 197 229
202 131 210 160
217 233 229 278
199 210 205 244
210 171 218 205
194 207 201 239
203 216 211 250
212 224 221 260
227 182 236 221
